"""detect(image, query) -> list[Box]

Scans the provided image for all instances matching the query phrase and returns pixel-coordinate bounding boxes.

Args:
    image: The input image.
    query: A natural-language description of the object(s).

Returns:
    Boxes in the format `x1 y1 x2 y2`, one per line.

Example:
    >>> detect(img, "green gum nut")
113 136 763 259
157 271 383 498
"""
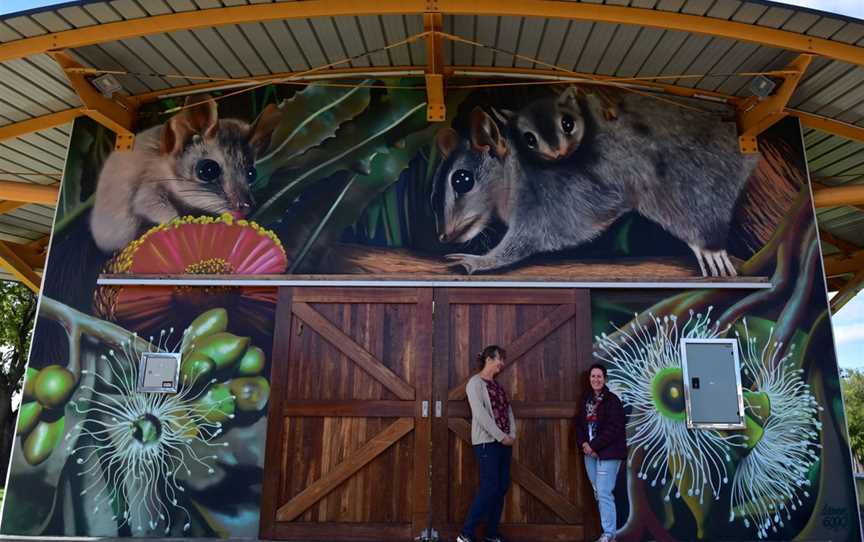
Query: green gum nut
23 417 65 466
650 367 686 421
228 377 270 412
22 367 38 400
742 414 765 449
182 308 229 352
237 346 266 376
192 333 250 369
743 390 771 426
16 401 42 436
180 352 216 386
194 383 236 423
34 365 76 409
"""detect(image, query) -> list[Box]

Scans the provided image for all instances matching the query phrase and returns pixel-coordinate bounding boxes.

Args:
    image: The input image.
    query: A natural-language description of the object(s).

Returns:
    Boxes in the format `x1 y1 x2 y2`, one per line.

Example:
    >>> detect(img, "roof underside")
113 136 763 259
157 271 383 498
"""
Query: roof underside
0 0 863 294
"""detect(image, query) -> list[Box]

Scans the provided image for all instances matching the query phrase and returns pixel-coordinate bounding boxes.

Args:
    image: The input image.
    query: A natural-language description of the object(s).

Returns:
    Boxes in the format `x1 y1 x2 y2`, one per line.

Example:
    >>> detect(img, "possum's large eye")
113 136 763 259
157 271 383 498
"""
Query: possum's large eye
561 114 575 134
523 132 538 149
246 166 257 183
451 169 474 195
195 159 222 183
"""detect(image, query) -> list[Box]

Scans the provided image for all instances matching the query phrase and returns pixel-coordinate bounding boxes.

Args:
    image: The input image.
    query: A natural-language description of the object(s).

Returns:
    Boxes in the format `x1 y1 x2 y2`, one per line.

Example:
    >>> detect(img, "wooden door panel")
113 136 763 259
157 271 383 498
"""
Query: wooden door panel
277 417 415 523
432 289 596 542
261 287 431 541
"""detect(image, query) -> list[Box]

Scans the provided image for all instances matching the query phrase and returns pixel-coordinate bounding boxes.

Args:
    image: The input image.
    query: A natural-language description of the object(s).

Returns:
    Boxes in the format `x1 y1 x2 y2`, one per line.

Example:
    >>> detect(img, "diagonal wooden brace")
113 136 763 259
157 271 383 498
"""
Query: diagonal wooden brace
49 50 137 150
737 54 812 154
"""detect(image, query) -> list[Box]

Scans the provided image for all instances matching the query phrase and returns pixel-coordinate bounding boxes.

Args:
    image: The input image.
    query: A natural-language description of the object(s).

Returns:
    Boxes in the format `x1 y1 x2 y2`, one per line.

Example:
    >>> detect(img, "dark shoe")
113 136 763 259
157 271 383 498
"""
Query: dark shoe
485 537 506 542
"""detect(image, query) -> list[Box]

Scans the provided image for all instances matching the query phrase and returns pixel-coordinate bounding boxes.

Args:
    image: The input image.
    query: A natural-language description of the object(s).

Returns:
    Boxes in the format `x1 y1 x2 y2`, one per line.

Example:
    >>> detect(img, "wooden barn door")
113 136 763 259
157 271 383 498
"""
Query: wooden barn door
431 288 597 542
260 287 433 541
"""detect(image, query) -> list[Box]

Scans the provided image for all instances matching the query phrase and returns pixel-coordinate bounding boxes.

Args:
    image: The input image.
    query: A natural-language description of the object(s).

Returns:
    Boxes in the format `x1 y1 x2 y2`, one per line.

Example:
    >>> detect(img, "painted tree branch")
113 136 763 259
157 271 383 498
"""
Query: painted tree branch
772 226 820 361
38 296 154 378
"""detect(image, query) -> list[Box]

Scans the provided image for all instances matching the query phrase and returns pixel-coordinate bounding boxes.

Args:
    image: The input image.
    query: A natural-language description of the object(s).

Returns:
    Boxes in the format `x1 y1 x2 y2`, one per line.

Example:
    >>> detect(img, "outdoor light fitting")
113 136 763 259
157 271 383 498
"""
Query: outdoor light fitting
91 73 122 98
748 75 776 99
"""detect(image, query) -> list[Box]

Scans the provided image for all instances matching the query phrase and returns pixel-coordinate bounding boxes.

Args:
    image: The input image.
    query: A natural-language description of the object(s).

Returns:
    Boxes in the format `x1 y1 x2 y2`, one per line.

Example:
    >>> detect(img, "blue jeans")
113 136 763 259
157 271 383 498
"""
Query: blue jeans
584 456 621 537
461 442 512 540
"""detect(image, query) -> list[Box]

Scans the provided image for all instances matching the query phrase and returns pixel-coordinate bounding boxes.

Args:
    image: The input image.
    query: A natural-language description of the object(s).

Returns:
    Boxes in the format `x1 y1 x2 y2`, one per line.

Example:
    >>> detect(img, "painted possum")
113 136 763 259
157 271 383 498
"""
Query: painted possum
90 94 280 252
431 91 759 276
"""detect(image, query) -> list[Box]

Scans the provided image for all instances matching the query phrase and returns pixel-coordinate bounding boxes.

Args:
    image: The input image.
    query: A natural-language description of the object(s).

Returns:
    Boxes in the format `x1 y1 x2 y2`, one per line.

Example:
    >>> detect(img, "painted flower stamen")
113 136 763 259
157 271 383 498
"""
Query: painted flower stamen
66 330 233 534
597 309 745 503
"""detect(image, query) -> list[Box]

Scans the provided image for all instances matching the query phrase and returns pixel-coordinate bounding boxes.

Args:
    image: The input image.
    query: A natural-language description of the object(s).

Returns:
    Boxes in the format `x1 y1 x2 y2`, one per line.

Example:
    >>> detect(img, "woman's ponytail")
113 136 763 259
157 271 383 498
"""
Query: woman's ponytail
475 344 506 371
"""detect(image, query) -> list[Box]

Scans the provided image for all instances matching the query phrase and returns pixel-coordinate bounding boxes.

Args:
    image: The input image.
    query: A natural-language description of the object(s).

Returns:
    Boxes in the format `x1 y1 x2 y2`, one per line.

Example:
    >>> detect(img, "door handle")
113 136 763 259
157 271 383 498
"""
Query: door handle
434 400 442 418
422 400 429 418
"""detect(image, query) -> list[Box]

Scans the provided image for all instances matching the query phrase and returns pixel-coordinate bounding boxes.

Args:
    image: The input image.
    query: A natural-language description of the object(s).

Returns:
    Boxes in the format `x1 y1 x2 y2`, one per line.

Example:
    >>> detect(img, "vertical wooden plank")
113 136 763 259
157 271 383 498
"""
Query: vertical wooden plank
260 286 296 539
431 288 452 529
413 288 434 538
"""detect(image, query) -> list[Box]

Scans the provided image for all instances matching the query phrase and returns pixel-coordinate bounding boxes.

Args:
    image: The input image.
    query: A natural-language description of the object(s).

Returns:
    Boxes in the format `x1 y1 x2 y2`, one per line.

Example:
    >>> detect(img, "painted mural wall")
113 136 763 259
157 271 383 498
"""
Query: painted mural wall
0 78 858 540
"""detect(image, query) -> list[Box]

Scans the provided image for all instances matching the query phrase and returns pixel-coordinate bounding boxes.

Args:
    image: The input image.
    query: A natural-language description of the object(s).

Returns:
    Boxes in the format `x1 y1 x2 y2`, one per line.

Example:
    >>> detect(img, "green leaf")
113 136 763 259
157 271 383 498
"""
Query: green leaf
383 186 403 246
254 83 373 185
252 85 428 225
287 124 436 271
612 215 633 255
55 121 93 229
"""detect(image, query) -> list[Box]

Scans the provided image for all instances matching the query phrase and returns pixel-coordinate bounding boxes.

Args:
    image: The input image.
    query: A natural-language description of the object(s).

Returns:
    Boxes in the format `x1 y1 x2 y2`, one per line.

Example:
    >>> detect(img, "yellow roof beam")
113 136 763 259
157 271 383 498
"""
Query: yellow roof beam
825 250 864 277
0 180 58 205
737 54 812 153
425 13 445 122
0 201 25 214
0 240 41 292
820 229 860 255
831 268 864 313
793 110 864 143
0 108 81 143
814 184 864 208
49 51 135 147
0 70 862 149
0 1 863 66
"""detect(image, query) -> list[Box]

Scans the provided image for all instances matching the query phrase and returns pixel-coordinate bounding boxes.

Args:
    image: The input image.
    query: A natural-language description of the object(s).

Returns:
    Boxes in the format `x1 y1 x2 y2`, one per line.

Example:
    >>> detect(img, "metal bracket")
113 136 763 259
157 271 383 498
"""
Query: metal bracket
434 400 442 418
422 400 430 418
416 527 440 541
114 132 135 151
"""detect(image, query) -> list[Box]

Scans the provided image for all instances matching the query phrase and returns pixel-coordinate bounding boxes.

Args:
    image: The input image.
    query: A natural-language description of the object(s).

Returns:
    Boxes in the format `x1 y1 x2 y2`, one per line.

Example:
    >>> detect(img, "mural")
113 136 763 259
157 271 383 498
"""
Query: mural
0 77 858 540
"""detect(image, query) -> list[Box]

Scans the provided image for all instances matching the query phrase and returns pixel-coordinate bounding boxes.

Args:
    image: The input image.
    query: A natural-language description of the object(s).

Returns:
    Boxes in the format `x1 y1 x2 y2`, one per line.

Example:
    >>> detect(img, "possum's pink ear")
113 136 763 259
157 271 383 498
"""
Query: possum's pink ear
184 94 218 138
469 107 507 159
435 128 459 159
160 94 218 155
249 103 281 158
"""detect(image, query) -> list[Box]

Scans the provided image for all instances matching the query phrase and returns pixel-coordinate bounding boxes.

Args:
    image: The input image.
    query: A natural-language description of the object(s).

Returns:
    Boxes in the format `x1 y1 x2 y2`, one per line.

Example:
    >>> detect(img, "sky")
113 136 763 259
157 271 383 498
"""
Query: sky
1 0 864 371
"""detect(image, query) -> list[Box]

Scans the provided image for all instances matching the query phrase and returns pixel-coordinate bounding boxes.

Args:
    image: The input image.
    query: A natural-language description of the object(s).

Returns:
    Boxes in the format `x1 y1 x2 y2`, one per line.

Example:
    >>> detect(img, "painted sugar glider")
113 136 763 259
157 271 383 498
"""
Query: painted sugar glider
90 94 280 252
431 98 759 276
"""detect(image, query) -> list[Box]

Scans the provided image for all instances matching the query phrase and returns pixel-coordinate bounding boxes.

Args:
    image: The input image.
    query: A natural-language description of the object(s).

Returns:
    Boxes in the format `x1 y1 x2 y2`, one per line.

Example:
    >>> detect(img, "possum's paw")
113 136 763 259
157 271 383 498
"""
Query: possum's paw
444 253 498 274
690 246 737 277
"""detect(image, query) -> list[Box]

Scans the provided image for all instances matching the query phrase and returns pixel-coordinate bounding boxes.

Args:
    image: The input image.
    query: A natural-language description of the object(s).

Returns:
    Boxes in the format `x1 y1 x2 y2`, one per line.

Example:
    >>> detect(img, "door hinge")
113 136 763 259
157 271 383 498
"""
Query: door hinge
416 528 439 541
432 300 436 314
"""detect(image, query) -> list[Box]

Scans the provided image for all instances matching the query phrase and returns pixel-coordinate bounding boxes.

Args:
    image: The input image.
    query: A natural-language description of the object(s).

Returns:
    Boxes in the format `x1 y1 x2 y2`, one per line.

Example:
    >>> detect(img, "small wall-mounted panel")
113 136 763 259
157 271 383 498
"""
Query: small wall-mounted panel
680 339 745 430
137 352 181 393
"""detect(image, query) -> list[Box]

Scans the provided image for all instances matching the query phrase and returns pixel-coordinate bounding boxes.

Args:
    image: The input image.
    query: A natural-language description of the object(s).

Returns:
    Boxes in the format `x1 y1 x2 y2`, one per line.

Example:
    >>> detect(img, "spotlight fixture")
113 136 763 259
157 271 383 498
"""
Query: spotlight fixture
748 75 776 99
91 73 122 98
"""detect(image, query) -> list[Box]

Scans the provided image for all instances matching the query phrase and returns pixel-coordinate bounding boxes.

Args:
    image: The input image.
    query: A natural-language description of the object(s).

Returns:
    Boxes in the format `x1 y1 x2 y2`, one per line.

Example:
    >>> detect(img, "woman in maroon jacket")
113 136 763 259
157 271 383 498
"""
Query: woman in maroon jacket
576 363 627 542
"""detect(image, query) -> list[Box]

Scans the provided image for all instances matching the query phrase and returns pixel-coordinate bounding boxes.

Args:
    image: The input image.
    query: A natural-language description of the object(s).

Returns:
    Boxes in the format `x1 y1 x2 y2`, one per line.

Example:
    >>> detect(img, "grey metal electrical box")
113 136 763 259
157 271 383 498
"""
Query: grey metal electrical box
137 352 181 393
680 338 745 430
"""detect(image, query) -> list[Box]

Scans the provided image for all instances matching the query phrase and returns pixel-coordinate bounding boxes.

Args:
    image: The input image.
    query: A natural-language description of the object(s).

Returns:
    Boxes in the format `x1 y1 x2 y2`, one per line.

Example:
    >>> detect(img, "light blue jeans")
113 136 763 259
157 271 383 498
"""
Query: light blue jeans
584 456 622 537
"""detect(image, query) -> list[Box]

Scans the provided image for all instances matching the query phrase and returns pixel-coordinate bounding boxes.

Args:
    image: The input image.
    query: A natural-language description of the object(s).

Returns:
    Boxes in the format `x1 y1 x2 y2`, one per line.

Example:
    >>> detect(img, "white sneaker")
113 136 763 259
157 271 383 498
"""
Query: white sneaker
594 535 611 542
457 535 474 542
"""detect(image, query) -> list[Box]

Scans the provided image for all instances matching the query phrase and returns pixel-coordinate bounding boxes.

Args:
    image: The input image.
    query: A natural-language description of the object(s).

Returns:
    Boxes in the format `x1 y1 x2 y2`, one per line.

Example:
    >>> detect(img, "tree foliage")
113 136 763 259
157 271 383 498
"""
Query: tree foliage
841 368 864 468
0 281 37 486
